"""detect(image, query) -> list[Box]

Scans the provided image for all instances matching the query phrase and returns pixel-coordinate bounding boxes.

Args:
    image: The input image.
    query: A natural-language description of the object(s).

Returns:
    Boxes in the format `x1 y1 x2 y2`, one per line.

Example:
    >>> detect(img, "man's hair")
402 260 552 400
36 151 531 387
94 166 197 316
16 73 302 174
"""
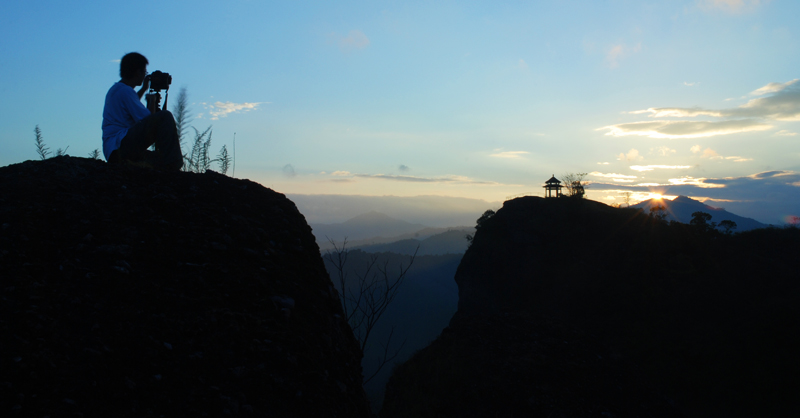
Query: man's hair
120 52 148 79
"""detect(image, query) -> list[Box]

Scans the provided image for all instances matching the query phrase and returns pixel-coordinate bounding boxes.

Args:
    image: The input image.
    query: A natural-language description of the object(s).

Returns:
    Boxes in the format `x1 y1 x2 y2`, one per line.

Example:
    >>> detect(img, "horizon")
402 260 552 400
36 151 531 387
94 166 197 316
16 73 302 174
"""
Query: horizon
2 0 798 225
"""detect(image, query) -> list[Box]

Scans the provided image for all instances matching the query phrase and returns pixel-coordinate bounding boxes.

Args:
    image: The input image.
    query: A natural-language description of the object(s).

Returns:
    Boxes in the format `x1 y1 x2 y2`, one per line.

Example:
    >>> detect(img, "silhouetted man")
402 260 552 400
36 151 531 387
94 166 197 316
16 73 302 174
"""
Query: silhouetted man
102 52 183 170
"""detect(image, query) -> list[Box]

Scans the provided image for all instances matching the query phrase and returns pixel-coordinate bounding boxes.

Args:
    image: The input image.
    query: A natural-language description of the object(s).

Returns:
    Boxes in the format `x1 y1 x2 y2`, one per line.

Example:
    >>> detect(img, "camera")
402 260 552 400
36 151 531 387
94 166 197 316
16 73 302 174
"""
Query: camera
145 70 172 113
148 70 172 91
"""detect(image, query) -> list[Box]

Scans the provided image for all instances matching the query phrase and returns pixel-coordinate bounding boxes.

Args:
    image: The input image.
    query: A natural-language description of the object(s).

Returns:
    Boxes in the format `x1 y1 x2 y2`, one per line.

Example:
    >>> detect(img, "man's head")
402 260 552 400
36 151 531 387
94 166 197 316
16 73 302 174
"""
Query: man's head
120 52 148 83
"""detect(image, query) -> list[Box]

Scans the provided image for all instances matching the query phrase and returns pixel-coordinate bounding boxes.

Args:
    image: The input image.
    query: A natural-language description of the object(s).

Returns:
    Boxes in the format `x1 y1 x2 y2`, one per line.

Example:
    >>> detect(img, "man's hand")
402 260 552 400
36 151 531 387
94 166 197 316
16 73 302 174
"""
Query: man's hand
137 75 150 99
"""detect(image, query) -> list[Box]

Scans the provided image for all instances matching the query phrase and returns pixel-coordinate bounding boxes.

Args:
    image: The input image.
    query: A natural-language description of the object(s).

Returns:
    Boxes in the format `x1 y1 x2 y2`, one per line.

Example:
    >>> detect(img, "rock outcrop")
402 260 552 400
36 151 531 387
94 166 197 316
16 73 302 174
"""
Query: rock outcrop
383 196 800 417
0 157 370 417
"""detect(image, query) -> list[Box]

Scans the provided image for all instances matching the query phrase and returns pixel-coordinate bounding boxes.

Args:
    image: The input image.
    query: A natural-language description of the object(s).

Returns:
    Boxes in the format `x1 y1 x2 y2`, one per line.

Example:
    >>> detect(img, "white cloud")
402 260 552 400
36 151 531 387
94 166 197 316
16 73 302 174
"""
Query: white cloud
630 165 692 172
590 172 638 179
698 0 766 14
597 162 610 165
605 43 641 68
600 119 771 139
668 176 726 188
750 79 798 96
629 79 800 122
490 151 529 159
776 130 798 136
518 59 529 71
617 148 643 161
354 173 502 185
724 156 753 162
691 145 703 153
329 30 370 52
200 101 265 120
684 82 699 86
331 171 352 176
652 146 677 156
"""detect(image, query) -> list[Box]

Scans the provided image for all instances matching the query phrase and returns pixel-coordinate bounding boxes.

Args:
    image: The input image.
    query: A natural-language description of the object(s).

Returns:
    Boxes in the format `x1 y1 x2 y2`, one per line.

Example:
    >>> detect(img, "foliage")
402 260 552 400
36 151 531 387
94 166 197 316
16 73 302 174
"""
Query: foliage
466 209 496 245
649 204 667 221
173 87 191 152
562 172 588 198
175 88 231 175
324 240 417 385
88 149 101 160
34 125 49 160
54 146 69 157
217 145 230 175
718 219 737 234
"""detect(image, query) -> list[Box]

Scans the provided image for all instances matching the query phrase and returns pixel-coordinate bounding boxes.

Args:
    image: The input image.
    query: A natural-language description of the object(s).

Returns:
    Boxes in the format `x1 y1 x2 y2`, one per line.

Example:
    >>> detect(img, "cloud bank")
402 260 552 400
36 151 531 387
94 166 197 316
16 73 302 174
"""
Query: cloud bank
601 79 799 138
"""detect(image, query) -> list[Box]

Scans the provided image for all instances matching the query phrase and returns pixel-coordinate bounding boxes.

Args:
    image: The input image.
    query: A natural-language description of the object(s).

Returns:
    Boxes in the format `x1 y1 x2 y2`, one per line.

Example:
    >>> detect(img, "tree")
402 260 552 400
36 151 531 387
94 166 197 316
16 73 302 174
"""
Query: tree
649 204 667 221
623 192 632 207
718 220 737 235
562 172 588 198
691 211 716 232
324 239 417 385
466 209 495 245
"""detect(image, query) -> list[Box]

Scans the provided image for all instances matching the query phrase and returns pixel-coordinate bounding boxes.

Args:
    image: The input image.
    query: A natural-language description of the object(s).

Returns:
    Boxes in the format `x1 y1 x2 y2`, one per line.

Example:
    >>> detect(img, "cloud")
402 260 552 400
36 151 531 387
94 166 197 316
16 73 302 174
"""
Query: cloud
698 0 766 13
684 82 699 86
200 101 265 120
630 79 800 121
110 59 121 63
724 156 753 162
331 171 352 176
329 30 370 52
282 164 296 178
354 173 501 185
750 79 798 96
605 43 641 68
597 162 610 165
490 151 529 159
601 119 771 139
630 165 692 172
398 164 409 172
518 59 529 71
776 130 797 136
701 148 720 158
691 145 703 153
590 172 638 179
669 177 726 188
617 149 643 161
652 146 677 156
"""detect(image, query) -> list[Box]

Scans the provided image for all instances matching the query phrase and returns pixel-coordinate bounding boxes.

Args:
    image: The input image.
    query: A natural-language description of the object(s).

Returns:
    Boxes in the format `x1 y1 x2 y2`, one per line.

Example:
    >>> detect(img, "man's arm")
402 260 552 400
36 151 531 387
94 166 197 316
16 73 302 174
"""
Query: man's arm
136 76 150 100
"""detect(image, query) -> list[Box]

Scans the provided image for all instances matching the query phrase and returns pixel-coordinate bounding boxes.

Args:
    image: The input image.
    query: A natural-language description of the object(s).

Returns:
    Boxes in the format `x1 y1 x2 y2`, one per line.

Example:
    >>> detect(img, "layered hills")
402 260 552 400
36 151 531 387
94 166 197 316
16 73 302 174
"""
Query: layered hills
382 196 800 417
631 195 766 231
0 157 370 417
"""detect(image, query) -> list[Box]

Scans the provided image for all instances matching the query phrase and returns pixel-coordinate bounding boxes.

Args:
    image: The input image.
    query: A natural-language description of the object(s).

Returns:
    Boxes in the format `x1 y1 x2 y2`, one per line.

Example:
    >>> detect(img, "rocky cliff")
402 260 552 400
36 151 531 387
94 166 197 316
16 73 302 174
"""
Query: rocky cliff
0 157 370 417
383 196 800 417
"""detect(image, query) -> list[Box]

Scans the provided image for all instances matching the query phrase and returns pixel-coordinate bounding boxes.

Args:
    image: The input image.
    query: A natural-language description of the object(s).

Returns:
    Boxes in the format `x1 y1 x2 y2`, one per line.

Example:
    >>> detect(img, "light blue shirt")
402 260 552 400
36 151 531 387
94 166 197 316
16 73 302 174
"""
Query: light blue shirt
102 82 150 160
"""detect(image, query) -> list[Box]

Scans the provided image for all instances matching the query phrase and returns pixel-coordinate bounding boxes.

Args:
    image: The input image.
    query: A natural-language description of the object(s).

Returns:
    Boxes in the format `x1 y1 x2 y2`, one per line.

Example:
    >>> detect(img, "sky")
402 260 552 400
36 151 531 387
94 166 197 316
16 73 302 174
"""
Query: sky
1 0 798 225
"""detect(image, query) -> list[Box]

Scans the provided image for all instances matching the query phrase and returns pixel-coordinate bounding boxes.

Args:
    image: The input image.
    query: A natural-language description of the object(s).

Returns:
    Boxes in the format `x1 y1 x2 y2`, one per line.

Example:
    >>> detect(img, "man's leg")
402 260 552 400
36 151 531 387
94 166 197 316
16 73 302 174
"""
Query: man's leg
118 111 183 171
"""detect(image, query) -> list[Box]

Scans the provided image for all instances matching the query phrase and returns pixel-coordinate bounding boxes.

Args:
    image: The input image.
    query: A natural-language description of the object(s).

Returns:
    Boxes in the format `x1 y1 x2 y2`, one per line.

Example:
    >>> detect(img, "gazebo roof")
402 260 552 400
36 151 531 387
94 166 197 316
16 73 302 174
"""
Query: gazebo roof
544 175 561 185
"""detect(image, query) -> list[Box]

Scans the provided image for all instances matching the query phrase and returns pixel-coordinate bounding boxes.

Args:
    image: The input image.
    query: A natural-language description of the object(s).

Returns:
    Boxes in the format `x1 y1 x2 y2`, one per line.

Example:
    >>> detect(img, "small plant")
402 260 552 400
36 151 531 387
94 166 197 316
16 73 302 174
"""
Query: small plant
34 125 49 160
217 145 230 175
55 146 69 157
88 149 101 160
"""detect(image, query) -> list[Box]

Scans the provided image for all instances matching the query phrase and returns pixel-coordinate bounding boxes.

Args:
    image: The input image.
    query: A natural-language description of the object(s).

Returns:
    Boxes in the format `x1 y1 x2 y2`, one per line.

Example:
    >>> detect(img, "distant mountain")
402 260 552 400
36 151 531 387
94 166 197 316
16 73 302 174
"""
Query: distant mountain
310 211 427 244
631 195 767 231
353 228 475 256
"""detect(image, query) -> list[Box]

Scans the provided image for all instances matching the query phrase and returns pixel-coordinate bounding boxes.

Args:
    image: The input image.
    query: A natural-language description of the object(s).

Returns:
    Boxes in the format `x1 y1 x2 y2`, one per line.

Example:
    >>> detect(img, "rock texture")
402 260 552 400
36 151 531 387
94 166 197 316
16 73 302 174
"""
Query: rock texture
0 157 370 417
383 196 800 418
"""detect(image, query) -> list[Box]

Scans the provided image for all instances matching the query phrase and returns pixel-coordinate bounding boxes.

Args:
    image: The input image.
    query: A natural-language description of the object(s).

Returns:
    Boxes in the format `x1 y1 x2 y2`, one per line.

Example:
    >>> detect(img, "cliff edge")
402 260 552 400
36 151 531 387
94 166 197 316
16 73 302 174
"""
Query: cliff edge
0 157 370 417
383 196 800 417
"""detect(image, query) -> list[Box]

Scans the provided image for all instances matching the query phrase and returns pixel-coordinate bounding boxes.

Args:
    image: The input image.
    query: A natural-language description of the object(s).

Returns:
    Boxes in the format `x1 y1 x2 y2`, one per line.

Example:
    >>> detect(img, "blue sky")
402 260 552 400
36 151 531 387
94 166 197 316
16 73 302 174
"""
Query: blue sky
2 0 798 224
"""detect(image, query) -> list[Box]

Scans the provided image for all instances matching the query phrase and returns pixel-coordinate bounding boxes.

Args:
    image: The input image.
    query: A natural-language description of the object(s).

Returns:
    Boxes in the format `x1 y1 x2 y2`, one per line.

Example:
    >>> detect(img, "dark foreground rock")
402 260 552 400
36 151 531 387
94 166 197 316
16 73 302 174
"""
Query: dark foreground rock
0 157 370 417
383 196 800 418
